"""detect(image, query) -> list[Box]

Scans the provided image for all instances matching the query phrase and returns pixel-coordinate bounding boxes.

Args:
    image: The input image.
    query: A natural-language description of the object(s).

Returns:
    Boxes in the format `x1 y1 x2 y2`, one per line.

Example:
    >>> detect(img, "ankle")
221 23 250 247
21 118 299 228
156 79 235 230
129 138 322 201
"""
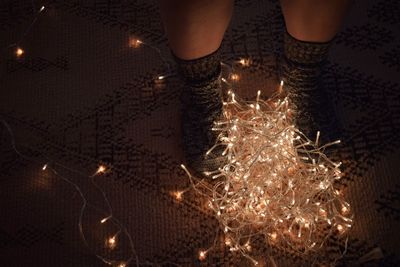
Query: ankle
284 30 332 66
172 47 221 87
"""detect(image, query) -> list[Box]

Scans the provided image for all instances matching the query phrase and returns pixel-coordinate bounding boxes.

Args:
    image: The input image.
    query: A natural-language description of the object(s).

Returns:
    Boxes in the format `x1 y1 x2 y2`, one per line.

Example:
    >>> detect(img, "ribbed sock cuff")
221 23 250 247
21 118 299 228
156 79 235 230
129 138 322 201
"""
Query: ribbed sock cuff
172 47 221 86
284 31 332 65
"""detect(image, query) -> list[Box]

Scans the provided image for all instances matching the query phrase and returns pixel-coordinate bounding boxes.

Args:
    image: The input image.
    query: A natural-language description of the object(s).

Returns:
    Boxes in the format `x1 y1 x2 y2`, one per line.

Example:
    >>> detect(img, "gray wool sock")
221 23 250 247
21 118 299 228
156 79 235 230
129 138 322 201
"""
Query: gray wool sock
281 31 336 138
174 48 226 175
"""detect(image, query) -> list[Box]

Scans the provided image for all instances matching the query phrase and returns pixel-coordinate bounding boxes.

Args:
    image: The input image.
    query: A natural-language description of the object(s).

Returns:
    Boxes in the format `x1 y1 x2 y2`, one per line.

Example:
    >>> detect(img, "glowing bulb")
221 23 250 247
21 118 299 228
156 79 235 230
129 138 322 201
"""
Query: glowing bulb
106 236 117 249
231 93 236 102
95 165 106 174
198 250 207 260
15 47 24 57
230 74 240 81
269 232 277 241
158 75 165 80
100 216 111 224
319 208 327 217
337 224 345 234
130 38 143 48
277 80 284 94
238 58 251 67
117 263 126 267
173 191 183 201
39 6 45 12
341 205 349 214
42 164 48 170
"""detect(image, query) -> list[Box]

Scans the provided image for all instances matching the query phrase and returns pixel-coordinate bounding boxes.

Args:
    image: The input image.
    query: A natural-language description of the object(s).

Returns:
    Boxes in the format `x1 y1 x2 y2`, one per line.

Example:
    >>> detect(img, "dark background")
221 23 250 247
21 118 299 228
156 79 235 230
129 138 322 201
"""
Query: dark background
1 0 399 266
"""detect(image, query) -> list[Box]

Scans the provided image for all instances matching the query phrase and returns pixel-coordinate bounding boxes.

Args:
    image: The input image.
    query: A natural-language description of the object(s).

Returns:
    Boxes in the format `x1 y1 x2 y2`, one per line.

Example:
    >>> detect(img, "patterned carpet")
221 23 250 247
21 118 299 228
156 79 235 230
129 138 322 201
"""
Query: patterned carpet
1 0 399 266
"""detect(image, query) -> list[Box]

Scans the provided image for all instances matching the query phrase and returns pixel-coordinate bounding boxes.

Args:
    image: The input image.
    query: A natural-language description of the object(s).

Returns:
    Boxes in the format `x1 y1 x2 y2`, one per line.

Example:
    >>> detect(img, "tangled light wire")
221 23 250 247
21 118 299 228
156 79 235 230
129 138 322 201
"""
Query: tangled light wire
181 81 353 265
0 118 141 267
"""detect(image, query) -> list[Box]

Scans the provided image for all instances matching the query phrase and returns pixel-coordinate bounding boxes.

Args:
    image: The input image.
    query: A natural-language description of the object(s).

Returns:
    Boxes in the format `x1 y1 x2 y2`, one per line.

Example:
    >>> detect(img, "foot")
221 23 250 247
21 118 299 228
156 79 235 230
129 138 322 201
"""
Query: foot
181 75 226 175
280 31 341 142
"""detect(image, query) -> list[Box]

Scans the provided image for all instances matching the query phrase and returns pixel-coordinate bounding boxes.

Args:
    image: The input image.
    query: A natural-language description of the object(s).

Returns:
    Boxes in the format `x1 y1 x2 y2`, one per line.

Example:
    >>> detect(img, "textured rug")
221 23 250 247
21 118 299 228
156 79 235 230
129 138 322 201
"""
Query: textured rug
1 0 399 266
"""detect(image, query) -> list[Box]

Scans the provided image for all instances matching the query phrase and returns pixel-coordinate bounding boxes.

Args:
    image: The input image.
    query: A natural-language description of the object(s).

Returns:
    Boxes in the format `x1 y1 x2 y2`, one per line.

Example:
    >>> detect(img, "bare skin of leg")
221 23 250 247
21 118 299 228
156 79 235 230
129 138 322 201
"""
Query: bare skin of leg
159 0 234 60
280 0 350 42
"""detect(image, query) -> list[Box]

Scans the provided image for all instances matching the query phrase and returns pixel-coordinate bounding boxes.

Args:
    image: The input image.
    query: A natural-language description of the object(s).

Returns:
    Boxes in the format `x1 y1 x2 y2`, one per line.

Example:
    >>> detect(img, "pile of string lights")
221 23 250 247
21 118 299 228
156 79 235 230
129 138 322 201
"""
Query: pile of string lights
181 83 353 265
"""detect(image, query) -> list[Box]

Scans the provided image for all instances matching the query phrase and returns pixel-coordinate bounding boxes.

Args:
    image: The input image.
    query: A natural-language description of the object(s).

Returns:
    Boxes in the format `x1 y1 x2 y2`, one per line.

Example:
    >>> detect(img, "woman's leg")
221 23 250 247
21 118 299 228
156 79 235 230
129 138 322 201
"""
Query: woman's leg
160 0 234 60
280 0 349 42
160 0 234 174
279 0 350 139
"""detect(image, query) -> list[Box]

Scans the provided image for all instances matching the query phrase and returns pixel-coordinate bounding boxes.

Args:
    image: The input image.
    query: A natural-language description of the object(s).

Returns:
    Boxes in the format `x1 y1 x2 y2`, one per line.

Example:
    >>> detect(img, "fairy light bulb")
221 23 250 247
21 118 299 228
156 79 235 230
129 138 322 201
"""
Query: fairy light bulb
244 242 252 251
95 165 106 175
341 205 349 214
130 38 143 48
319 208 327 217
100 216 111 224
15 47 24 57
269 232 277 241
337 224 345 234
108 236 116 244
238 58 251 67
230 73 240 81
172 191 183 201
278 80 284 93
198 250 207 261
106 235 117 249
42 164 48 170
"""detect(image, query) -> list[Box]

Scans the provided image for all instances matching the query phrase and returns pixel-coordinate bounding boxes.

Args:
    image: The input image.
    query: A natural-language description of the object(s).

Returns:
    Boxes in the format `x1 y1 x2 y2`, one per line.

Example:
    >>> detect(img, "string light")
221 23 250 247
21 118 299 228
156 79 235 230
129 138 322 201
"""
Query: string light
182 82 353 263
172 191 184 201
269 232 277 242
2 116 140 266
130 38 143 48
198 250 207 261
336 224 347 235
230 73 240 81
341 205 349 214
238 58 251 67
15 47 24 57
94 165 106 175
11 5 46 59
1 2 223 265
278 80 284 94
100 216 112 224
106 235 117 249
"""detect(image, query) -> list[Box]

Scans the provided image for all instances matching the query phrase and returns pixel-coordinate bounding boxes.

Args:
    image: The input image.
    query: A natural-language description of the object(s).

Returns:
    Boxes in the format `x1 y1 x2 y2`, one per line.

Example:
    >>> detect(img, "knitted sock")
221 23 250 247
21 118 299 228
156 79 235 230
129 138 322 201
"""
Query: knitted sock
174 48 226 175
281 31 338 140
